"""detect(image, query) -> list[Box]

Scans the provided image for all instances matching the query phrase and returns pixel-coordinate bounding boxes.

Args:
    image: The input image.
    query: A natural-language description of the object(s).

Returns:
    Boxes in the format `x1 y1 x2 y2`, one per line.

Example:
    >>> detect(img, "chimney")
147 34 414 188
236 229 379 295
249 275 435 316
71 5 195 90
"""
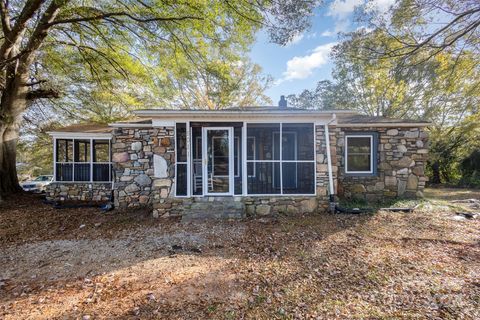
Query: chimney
278 95 287 109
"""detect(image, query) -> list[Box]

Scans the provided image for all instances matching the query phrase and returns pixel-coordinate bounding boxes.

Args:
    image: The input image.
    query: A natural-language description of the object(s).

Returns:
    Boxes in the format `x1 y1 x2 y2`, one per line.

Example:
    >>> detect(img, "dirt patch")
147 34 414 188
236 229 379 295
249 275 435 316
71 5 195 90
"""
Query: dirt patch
1 191 479 319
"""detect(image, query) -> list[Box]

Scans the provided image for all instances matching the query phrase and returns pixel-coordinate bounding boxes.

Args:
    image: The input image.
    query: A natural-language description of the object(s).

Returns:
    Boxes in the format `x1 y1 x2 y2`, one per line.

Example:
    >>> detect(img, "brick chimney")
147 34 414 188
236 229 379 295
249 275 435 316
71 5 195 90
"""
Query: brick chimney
278 95 287 109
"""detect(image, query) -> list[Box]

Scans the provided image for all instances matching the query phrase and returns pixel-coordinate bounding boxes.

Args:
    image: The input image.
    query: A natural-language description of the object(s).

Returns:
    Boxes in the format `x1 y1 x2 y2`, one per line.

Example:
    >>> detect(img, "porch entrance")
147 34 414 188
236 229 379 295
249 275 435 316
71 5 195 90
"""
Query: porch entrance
202 127 234 196
190 122 243 197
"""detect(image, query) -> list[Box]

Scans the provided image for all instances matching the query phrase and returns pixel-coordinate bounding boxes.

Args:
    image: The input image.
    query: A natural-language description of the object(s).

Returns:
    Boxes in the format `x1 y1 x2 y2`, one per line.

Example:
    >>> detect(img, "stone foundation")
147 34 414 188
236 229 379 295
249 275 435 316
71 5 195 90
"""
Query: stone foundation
243 196 326 217
46 182 112 202
151 196 327 219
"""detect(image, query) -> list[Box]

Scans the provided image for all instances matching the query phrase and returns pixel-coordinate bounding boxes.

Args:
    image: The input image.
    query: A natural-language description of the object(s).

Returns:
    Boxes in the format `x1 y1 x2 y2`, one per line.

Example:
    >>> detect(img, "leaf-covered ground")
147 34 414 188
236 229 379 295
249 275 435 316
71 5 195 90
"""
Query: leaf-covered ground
0 189 479 319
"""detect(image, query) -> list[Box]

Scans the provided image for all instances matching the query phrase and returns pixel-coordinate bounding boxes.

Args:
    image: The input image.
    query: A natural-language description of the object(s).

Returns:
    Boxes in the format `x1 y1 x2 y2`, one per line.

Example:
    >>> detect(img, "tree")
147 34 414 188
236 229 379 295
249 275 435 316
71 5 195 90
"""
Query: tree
288 29 479 184
362 0 480 65
0 0 319 195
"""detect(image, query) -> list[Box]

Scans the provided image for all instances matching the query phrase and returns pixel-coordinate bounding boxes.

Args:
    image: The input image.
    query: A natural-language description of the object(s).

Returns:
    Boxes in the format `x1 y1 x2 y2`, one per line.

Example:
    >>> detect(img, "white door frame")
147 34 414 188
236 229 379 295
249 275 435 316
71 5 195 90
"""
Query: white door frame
202 127 234 196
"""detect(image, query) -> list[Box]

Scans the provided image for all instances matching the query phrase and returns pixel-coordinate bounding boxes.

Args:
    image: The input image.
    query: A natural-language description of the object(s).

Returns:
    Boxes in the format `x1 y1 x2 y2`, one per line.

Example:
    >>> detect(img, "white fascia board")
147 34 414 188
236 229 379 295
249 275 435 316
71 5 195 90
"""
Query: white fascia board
144 114 339 125
152 119 175 127
134 109 357 118
47 132 112 139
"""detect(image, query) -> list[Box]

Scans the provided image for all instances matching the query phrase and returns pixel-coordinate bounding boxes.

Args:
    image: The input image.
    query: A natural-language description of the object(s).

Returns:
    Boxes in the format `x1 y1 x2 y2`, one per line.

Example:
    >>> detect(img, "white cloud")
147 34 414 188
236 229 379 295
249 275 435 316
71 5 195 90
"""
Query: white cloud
321 30 335 37
324 0 394 36
280 42 336 82
326 0 364 34
285 32 304 46
327 0 364 18
367 0 395 13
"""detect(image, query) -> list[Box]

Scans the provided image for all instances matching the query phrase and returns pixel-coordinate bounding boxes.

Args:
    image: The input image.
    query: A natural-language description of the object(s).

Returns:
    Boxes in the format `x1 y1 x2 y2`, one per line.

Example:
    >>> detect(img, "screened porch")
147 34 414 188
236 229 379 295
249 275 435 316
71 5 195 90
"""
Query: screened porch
174 122 316 197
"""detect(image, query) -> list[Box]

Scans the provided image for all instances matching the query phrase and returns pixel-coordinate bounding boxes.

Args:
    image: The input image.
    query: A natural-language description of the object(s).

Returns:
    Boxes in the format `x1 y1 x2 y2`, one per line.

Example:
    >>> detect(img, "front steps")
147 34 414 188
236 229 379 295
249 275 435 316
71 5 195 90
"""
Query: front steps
182 197 245 222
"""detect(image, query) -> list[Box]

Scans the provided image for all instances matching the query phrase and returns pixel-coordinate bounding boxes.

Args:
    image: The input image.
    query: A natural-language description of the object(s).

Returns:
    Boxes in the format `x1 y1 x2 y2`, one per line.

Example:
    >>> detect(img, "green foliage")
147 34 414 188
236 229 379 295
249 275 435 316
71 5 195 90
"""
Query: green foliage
459 150 480 188
13 0 319 176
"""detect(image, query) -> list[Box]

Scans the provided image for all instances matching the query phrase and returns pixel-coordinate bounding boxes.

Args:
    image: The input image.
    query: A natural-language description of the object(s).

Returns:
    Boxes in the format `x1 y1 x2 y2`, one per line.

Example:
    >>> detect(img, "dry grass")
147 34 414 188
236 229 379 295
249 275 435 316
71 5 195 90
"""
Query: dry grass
0 189 479 319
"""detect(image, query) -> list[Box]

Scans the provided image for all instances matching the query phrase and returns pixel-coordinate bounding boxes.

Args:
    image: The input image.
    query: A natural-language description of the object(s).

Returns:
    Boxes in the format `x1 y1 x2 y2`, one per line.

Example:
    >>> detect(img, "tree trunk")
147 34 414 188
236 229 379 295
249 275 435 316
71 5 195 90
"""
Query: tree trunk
0 66 28 195
0 99 25 194
430 160 441 184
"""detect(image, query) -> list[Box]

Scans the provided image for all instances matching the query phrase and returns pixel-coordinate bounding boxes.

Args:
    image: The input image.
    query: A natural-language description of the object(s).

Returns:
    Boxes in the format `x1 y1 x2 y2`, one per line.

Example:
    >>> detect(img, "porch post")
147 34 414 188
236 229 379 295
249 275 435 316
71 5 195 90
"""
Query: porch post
186 121 191 197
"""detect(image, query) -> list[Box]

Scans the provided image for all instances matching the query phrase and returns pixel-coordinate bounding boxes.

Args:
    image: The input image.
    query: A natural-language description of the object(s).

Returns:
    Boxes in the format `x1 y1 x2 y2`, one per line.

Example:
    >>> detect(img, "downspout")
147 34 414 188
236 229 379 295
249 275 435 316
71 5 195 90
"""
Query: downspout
324 114 337 213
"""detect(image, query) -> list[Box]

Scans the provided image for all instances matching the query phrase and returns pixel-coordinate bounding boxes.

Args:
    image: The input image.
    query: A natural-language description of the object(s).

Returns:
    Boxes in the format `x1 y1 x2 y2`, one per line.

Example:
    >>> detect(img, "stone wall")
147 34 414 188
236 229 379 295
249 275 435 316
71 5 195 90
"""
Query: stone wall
335 126 429 201
150 196 322 219
46 182 112 202
111 126 175 209
243 197 320 217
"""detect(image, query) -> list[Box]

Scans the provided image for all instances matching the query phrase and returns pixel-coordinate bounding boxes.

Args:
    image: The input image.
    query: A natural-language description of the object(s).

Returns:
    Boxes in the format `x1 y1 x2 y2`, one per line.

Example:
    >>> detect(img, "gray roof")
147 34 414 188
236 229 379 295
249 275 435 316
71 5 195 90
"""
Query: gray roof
50 123 113 133
337 115 430 125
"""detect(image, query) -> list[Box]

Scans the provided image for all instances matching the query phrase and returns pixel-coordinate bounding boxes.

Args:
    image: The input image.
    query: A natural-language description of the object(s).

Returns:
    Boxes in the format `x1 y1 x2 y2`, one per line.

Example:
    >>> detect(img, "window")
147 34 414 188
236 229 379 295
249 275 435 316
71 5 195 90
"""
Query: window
55 138 112 182
246 123 315 195
345 135 375 174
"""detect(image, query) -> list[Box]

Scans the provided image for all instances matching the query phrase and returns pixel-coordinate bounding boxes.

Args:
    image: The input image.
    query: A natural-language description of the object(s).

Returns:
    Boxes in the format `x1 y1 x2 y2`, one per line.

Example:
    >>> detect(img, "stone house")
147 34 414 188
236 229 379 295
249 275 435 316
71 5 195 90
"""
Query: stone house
46 102 429 218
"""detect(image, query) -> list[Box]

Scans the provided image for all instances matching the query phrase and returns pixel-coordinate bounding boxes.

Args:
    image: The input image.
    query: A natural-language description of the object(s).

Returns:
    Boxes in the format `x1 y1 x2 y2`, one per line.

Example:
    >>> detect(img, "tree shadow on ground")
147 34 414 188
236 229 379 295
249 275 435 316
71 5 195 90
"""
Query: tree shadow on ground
0 193 373 319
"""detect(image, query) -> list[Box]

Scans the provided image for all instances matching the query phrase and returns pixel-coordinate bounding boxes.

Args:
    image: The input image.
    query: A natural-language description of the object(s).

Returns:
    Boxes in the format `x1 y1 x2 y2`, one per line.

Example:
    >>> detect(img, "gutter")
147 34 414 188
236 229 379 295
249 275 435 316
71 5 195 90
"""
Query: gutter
324 114 337 213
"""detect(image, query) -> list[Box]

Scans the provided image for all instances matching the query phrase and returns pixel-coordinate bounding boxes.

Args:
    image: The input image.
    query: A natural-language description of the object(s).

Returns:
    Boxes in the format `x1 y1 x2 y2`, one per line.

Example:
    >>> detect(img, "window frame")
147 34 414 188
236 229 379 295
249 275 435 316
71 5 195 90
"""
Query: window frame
54 137 112 183
344 133 378 176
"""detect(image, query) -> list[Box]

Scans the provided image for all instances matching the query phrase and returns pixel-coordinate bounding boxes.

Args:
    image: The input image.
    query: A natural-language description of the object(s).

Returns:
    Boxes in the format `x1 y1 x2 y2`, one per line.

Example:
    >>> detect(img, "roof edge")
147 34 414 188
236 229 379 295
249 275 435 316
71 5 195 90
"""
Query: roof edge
336 122 431 128
133 109 358 116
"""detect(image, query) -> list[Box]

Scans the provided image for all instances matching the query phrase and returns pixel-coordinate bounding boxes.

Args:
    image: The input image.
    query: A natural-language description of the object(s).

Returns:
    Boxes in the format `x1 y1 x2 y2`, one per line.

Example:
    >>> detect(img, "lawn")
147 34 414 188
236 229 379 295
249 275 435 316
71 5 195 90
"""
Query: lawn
0 188 479 319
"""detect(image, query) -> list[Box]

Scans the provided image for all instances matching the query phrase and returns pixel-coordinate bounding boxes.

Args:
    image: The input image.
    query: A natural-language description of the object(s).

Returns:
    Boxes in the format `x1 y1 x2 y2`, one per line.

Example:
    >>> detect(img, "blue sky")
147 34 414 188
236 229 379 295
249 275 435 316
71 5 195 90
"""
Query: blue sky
249 0 394 103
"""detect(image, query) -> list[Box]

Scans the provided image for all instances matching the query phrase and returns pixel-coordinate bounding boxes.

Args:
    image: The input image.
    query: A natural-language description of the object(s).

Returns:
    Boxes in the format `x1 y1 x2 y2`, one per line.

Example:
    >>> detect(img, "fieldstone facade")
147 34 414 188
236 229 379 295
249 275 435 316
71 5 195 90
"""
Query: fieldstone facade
46 182 112 201
334 126 428 201
111 127 176 210
47 122 429 216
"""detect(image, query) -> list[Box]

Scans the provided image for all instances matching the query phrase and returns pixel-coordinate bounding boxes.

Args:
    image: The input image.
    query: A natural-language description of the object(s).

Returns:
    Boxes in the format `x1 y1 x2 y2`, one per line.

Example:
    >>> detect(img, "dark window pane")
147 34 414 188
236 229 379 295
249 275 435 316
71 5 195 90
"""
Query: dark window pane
282 123 314 160
56 139 73 162
246 136 255 161
93 140 110 162
74 163 90 181
176 123 187 163
347 154 371 172
93 163 111 181
282 162 315 194
176 163 187 196
347 137 371 154
247 162 281 194
74 140 90 162
212 135 229 176
56 163 72 181
247 123 280 160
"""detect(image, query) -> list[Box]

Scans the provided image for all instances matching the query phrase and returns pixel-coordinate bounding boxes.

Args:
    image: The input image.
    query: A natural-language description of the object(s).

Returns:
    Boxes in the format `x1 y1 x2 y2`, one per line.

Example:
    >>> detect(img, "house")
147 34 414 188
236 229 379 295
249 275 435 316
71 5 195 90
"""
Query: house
46 98 430 218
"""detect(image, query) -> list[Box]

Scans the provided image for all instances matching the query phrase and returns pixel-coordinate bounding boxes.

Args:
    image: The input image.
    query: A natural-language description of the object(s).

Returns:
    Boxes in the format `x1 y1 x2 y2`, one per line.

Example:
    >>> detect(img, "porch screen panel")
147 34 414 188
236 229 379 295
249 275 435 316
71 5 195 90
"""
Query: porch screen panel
93 140 111 181
246 123 315 195
55 138 112 182
281 123 315 194
246 123 281 194
175 123 188 196
74 139 90 181
56 139 73 181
